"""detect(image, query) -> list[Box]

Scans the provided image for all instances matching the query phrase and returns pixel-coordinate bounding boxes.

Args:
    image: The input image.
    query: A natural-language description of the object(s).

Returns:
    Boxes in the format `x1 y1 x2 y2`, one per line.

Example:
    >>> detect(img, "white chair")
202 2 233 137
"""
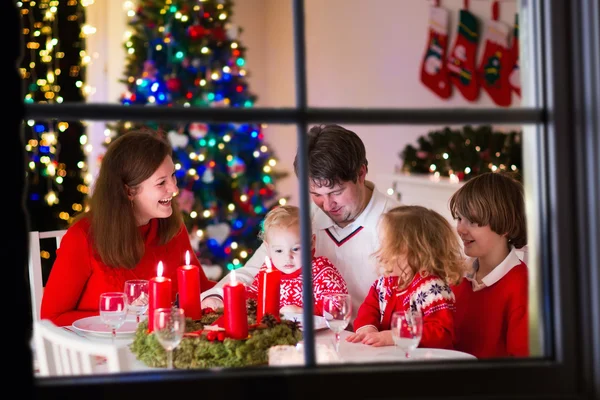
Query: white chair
28 230 67 321
33 320 129 376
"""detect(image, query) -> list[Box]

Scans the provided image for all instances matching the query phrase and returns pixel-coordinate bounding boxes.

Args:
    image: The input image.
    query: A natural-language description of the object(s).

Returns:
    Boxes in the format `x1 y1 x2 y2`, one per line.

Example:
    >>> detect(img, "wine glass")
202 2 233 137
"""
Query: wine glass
391 310 423 359
99 292 127 343
322 293 352 353
153 307 186 369
124 279 149 323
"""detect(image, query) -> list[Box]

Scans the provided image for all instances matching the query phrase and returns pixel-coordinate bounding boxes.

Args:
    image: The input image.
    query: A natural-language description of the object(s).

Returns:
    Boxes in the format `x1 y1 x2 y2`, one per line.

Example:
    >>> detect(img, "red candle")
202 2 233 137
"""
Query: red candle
177 251 202 320
223 269 248 340
257 257 281 322
148 261 172 333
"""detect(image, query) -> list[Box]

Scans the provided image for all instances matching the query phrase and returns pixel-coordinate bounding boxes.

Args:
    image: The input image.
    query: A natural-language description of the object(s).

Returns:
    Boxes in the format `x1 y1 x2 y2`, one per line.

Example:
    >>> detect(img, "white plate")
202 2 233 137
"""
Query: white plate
71 315 139 338
281 312 329 331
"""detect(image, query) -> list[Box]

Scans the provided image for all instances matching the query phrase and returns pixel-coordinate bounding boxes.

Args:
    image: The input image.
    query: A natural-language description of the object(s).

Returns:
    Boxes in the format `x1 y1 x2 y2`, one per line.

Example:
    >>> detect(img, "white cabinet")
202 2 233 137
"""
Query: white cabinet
377 173 464 224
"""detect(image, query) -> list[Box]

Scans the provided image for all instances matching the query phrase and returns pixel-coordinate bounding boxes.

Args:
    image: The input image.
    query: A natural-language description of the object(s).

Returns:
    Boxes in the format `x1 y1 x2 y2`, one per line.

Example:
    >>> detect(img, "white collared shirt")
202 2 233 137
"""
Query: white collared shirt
465 246 524 291
309 181 400 320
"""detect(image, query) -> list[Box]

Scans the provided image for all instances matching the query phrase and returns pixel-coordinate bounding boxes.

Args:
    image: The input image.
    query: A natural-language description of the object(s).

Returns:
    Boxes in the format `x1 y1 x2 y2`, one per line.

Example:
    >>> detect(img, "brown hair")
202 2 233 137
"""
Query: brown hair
259 205 301 242
77 129 182 268
449 171 527 249
375 205 466 289
293 124 368 188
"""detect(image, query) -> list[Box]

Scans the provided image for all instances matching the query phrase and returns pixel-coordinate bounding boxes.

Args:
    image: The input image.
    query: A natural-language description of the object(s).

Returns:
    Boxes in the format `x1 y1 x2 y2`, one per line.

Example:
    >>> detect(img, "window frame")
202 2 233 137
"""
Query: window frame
12 0 599 398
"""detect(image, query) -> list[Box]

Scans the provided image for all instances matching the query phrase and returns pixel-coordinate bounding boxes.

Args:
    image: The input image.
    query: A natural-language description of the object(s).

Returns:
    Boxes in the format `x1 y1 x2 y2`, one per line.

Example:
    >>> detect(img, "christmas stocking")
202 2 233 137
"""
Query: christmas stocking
508 14 521 97
447 9 480 101
420 5 451 99
478 9 512 106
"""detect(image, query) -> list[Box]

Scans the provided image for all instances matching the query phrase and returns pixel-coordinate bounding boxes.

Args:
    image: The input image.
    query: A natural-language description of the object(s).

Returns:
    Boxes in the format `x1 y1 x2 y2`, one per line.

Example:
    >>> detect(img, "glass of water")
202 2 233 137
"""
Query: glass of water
124 279 149 323
99 292 127 343
391 310 423 359
153 307 186 369
322 293 352 353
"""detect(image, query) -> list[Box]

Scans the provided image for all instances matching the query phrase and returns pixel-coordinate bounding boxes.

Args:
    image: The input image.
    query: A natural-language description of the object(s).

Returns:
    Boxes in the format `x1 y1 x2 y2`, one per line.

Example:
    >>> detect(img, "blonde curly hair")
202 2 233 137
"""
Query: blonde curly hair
374 205 467 290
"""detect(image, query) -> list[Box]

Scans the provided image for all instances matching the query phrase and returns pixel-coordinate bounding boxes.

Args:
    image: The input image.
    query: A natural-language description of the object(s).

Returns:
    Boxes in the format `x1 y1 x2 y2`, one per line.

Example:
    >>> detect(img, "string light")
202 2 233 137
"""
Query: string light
19 0 93 225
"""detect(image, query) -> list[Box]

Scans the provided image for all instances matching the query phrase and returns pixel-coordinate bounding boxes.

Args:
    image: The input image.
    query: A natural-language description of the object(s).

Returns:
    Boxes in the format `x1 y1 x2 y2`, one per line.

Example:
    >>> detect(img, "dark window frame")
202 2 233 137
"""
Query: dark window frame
11 0 599 399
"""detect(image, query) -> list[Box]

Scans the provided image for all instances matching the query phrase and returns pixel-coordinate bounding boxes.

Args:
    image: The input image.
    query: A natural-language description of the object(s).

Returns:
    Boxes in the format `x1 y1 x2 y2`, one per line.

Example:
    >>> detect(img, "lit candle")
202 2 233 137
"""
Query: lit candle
257 256 281 323
177 250 202 320
223 269 248 340
148 261 172 333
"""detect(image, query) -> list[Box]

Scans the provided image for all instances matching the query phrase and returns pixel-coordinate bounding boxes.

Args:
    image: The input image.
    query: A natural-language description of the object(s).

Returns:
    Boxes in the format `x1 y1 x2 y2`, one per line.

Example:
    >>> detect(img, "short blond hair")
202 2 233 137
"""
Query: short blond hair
259 205 301 242
375 205 466 288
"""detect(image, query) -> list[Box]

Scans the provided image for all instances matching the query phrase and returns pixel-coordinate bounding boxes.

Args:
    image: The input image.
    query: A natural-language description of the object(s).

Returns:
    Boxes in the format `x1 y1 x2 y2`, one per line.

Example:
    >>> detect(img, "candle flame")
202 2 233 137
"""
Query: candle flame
265 256 273 272
230 268 237 284
185 250 190 265
157 261 164 278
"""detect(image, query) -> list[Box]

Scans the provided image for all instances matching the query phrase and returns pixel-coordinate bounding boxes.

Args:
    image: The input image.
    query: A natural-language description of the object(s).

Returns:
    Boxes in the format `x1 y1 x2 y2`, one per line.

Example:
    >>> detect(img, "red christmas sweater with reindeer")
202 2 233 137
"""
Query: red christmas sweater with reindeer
246 256 348 316
353 273 456 349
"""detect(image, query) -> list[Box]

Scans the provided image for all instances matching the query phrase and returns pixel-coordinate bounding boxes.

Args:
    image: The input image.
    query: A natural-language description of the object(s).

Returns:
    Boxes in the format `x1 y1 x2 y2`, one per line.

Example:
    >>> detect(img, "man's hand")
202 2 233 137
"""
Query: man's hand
202 297 223 310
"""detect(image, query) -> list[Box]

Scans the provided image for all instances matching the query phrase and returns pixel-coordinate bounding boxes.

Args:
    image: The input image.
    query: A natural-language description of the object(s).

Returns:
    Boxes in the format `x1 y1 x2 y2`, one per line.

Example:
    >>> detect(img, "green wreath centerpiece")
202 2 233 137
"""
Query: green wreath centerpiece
130 299 303 369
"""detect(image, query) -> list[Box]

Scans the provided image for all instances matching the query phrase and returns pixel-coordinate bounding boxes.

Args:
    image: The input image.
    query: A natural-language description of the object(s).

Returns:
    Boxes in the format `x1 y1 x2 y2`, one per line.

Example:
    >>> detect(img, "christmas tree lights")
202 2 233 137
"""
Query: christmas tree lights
111 0 287 275
19 0 94 230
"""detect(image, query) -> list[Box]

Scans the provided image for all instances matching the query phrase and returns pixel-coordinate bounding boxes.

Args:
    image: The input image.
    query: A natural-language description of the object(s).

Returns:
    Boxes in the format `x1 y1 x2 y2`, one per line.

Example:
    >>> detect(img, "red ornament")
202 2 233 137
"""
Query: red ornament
187 25 206 40
212 27 226 42
166 77 182 92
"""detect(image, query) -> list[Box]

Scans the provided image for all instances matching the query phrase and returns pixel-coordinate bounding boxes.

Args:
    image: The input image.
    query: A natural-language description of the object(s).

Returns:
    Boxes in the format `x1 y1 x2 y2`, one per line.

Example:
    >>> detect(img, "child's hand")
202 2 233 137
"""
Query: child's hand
361 330 394 347
280 305 303 314
346 326 378 342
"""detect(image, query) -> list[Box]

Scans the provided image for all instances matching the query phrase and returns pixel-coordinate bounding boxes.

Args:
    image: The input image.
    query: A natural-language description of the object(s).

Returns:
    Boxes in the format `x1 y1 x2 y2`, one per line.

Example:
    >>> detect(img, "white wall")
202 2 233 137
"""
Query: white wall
259 0 520 203
85 0 520 203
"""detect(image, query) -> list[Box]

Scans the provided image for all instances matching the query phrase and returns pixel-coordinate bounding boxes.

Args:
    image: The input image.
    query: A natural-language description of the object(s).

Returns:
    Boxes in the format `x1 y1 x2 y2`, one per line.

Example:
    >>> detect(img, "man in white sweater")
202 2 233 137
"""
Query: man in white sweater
201 124 399 321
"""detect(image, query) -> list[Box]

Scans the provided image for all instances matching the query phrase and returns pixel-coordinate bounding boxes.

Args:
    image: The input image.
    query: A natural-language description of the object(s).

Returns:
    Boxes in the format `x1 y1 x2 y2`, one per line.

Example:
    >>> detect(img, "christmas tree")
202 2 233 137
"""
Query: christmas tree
19 0 90 231
400 125 522 181
110 0 287 275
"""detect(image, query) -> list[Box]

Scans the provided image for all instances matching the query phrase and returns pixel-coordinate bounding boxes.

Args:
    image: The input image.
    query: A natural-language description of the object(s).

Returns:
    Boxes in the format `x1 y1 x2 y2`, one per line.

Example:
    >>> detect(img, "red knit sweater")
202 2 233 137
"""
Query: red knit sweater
452 262 529 358
353 273 456 350
246 256 348 316
40 217 215 326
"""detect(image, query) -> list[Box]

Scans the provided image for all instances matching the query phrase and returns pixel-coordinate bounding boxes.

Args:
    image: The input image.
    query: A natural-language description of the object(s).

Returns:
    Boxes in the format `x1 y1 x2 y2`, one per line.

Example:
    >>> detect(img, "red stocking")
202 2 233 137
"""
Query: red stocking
447 8 480 101
508 13 521 97
478 2 512 106
420 5 451 99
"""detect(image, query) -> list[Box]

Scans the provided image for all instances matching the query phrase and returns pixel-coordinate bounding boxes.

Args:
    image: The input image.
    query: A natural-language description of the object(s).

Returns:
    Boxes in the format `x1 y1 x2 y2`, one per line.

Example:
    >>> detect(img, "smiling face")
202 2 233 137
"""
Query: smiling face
265 225 303 274
455 213 508 260
129 156 178 226
309 165 368 228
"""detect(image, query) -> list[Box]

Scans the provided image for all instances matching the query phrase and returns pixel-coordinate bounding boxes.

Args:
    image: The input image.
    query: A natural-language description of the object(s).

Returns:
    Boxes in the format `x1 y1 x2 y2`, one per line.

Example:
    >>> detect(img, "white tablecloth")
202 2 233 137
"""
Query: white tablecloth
33 326 474 375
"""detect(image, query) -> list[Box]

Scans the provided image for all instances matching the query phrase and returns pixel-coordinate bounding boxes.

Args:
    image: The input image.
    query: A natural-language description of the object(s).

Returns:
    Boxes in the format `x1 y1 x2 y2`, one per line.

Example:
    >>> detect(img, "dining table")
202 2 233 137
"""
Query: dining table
33 315 476 376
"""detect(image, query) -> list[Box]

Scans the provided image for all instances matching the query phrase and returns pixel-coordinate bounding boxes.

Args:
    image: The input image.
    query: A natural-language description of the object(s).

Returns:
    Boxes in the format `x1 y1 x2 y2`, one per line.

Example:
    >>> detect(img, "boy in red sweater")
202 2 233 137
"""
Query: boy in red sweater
246 205 348 316
449 172 528 358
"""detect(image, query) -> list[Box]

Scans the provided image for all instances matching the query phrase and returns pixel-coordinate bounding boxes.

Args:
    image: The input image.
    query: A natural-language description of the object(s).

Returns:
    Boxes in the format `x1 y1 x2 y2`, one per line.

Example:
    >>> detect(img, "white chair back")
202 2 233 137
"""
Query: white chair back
33 320 129 376
28 230 67 321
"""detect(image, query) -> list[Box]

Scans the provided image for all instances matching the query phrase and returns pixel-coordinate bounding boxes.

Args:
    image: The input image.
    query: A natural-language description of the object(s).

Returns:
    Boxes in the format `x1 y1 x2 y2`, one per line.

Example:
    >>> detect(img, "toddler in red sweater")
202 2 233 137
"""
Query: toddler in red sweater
246 205 348 316
347 205 465 348
449 171 529 359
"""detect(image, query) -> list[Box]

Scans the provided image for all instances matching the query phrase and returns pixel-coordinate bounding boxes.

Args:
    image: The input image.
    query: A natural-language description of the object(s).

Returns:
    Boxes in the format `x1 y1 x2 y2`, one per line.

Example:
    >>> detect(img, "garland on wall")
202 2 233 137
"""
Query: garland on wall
399 125 522 182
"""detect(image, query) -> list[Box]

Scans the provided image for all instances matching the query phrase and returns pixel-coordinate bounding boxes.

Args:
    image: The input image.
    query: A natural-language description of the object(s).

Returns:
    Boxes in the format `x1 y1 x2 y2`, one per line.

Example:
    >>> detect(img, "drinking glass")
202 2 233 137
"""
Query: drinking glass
99 292 127 343
124 279 149 323
391 310 423 359
322 293 352 353
153 307 186 369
